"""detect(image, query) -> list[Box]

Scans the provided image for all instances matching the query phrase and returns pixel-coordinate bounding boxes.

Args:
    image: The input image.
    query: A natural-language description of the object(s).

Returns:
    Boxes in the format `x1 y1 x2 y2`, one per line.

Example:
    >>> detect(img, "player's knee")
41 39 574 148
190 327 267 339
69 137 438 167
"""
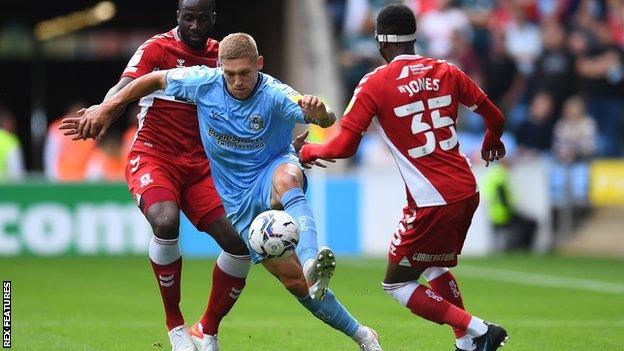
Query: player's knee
422 267 449 282
151 215 180 240
274 169 303 195
147 205 180 240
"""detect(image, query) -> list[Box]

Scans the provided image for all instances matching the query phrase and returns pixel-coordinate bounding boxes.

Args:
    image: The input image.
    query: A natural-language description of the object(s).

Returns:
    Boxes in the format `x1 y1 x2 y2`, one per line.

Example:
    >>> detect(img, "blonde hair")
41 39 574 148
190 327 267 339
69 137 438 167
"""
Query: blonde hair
219 33 258 61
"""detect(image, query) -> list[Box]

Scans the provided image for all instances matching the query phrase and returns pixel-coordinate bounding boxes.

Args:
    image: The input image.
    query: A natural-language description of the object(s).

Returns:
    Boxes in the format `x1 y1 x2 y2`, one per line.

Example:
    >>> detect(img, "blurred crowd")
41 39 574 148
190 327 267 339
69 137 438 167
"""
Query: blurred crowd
0 101 135 183
42 102 137 183
0 106 24 181
329 0 624 209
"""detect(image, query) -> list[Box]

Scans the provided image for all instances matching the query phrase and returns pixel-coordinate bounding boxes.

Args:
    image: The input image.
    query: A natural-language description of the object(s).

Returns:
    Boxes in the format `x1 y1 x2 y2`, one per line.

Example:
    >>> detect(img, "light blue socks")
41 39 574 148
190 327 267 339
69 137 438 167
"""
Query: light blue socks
283 188 359 337
298 290 359 336
281 187 318 264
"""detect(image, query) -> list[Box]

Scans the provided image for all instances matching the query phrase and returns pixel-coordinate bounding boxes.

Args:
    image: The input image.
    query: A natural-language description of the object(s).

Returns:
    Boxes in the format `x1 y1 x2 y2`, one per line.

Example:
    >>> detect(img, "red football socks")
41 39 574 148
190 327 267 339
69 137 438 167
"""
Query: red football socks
150 257 184 330
406 284 472 331
428 271 468 338
200 264 246 335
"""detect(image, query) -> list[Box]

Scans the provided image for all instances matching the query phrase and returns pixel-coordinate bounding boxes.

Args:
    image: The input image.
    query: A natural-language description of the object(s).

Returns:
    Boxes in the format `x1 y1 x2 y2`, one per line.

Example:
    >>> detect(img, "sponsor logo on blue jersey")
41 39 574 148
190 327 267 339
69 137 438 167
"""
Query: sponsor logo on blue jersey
207 127 265 150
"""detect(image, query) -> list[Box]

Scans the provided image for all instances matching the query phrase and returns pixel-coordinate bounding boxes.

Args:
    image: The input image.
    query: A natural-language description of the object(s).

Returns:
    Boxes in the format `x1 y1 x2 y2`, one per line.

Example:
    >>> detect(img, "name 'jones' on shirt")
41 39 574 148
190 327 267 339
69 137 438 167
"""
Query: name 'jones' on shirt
397 77 441 97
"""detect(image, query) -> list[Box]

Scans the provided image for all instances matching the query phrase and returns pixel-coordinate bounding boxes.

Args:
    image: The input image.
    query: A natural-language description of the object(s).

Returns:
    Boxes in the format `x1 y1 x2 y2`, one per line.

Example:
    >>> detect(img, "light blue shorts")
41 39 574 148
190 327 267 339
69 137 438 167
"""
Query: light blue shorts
221 153 306 263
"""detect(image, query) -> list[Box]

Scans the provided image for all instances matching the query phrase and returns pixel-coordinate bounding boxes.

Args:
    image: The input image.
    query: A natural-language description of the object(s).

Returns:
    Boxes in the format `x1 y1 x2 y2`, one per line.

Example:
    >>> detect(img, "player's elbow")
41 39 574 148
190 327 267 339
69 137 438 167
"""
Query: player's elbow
476 99 505 135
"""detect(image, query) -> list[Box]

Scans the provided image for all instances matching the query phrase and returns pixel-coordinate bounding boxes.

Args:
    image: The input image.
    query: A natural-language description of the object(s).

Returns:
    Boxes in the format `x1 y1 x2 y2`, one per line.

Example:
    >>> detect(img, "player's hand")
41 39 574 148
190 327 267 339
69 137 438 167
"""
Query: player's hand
58 105 103 141
299 143 335 169
291 130 310 154
481 130 506 167
59 104 117 141
298 95 335 128
300 158 335 169
58 107 95 141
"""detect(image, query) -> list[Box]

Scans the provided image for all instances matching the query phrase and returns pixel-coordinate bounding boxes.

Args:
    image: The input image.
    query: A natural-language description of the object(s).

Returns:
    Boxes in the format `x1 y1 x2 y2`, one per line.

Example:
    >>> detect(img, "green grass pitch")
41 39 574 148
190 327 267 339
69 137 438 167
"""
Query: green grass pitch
1 255 623 350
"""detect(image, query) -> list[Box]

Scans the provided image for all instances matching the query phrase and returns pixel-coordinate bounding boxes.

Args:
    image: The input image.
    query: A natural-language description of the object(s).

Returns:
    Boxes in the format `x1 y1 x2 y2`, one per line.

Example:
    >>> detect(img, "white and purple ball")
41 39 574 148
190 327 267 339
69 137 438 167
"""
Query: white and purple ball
248 210 299 259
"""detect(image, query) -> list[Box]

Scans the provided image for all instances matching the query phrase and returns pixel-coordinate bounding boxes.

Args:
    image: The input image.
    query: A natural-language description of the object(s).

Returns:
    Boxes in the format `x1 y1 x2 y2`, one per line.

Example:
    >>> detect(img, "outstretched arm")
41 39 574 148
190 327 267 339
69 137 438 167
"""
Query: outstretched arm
60 71 167 140
104 70 167 110
299 126 362 164
104 76 134 101
77 77 136 138
453 64 506 166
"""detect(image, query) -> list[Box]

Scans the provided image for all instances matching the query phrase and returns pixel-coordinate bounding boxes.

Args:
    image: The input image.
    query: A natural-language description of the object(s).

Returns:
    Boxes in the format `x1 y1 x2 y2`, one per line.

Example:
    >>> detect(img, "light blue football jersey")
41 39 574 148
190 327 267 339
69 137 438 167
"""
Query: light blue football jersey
164 65 308 238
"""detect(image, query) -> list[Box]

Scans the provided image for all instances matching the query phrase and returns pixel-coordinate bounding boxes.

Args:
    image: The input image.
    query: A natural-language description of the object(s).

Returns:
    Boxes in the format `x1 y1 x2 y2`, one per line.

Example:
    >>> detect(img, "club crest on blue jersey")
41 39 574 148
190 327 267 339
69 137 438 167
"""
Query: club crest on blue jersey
249 114 265 131
210 110 223 119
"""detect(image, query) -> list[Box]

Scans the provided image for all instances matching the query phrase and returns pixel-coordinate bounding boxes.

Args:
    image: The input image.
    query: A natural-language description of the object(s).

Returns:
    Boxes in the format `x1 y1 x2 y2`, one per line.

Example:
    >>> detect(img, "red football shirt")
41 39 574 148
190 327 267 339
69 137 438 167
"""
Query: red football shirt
342 54 487 208
121 27 219 161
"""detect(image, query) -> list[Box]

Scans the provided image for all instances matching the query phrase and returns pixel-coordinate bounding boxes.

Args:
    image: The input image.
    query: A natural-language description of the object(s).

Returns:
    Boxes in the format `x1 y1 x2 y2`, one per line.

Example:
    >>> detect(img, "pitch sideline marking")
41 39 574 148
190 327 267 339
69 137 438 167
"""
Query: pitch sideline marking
455 265 624 295
340 260 624 295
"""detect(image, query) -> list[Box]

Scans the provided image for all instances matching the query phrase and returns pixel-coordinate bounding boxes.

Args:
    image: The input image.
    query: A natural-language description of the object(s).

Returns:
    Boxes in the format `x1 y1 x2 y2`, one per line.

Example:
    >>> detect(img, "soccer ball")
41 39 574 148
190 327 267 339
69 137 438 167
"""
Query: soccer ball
248 210 299 259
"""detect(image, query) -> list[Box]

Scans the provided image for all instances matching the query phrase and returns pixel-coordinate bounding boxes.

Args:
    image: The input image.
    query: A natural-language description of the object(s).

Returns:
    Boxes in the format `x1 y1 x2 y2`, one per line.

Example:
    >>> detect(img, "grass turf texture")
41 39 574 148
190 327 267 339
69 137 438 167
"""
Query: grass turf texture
1 255 623 350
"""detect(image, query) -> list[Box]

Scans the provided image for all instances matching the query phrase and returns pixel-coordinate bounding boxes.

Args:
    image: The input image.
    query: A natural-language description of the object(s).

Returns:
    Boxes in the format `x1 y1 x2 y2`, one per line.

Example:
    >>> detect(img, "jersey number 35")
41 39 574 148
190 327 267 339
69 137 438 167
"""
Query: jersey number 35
393 94 458 159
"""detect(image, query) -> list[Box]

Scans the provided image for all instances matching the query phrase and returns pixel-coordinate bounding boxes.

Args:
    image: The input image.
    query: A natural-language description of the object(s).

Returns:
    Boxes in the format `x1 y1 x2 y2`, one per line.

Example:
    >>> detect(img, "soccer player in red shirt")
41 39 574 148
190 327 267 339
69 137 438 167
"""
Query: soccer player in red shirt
66 1 250 350
301 5 508 351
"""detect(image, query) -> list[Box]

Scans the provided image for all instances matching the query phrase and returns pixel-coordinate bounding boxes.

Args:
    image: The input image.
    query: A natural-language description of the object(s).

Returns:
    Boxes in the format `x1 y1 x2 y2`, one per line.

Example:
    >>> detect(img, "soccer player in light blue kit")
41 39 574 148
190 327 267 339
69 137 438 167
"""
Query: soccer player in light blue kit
69 33 382 351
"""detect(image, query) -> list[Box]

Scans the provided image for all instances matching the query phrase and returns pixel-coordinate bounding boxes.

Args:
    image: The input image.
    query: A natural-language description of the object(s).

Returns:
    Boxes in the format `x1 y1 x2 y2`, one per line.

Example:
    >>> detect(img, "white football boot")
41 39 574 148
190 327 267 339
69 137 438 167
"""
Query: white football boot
303 246 336 300
359 327 383 351
189 321 219 351
167 325 196 351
